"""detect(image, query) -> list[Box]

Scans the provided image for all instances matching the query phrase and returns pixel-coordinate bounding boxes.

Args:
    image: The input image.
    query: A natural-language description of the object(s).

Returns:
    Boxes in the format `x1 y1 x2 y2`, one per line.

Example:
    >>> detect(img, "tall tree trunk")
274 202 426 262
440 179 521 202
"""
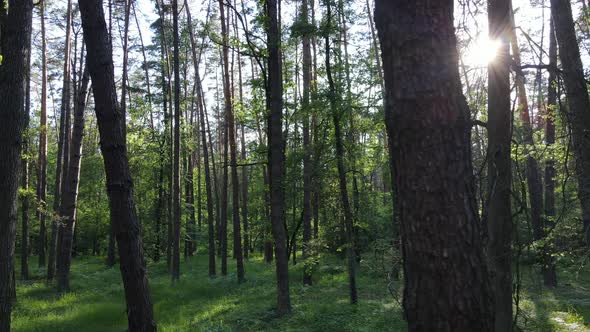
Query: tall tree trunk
78 2 156 329
37 0 49 268
120 0 130 139
543 18 558 288
185 0 216 277
488 0 513 330
550 0 590 248
266 0 291 315
132 2 154 131
21 155 30 281
325 0 357 304
219 0 245 282
234 0 249 260
0 0 33 329
172 0 182 281
49 0 73 281
301 0 313 287
21 26 33 280
374 1 494 330
56 66 90 292
509 5 543 241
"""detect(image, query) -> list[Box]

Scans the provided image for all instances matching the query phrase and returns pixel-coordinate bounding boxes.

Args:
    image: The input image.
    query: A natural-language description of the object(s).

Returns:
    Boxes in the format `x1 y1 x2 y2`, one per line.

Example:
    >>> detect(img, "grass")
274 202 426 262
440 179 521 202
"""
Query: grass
11 252 590 331
12 252 405 331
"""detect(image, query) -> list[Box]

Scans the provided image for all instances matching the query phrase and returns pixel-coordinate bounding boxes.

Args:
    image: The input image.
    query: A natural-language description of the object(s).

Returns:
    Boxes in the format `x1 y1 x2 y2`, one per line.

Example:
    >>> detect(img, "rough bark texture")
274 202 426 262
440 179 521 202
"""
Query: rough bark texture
0 1 33 329
550 0 590 248
374 1 494 330
543 18 558 288
78 1 156 329
56 67 90 292
488 0 513 330
266 0 291 315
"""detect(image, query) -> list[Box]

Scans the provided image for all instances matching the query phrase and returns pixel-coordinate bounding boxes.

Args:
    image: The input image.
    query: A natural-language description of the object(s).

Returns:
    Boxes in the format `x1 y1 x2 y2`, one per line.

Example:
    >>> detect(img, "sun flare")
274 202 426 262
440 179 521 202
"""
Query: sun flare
463 37 502 67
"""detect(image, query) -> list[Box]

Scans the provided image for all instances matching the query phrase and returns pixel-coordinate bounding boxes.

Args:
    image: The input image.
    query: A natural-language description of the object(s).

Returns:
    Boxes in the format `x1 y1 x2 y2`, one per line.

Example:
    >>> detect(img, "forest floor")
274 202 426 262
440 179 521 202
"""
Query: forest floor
10 252 590 331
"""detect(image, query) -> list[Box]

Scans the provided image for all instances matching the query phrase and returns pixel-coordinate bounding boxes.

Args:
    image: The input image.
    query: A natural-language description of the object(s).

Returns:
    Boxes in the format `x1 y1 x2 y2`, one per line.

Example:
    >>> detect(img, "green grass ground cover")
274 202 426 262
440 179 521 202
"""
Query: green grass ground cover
11 253 590 331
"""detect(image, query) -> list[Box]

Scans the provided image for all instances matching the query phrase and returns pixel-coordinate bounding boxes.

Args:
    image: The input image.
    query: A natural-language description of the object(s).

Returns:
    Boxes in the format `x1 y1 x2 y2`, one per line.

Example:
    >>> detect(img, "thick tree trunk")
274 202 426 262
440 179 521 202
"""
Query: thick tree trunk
543 18 558 288
78 2 156 330
550 0 590 248
488 1 513 330
56 67 90 292
375 1 494 330
266 0 291 315
0 1 33 329
37 0 49 268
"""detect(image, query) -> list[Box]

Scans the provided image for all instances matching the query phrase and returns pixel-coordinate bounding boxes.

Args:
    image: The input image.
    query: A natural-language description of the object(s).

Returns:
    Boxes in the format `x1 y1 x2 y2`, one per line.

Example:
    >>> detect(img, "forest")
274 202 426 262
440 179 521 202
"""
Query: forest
1 0 590 331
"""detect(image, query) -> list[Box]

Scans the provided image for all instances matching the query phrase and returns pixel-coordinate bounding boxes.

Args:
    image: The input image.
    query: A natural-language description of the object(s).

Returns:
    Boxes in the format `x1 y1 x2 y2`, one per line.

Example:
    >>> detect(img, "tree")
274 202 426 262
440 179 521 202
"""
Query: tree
21 15 33 280
0 0 33 329
172 0 181 282
543 17 558 288
325 0 357 304
509 3 543 244
185 0 216 277
375 1 494 330
78 0 156 329
487 0 513 330
301 0 313 287
219 0 245 283
266 0 291 315
48 0 74 281
37 0 49 269
56 66 90 291
550 0 590 248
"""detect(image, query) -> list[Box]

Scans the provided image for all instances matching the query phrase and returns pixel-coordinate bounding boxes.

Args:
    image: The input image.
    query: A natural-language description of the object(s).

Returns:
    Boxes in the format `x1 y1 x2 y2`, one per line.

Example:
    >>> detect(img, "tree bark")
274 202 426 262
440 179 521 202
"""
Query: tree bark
325 0 357 304
56 66 90 292
487 0 513 330
375 1 494 330
78 1 156 329
266 0 291 315
301 0 313 287
172 0 181 282
219 0 245 282
0 0 33 329
49 0 73 281
21 22 33 280
37 0 49 268
543 17 558 288
550 0 590 248
185 0 216 277
509 5 544 241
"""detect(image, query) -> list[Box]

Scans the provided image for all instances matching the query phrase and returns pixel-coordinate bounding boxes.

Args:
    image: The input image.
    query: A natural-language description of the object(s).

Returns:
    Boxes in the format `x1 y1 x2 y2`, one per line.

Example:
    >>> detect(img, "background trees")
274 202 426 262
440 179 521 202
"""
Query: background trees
5 0 590 331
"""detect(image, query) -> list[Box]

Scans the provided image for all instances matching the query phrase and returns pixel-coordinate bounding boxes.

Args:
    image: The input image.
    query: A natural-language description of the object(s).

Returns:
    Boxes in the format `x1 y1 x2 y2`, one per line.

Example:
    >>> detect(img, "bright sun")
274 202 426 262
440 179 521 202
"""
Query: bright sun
463 37 502 67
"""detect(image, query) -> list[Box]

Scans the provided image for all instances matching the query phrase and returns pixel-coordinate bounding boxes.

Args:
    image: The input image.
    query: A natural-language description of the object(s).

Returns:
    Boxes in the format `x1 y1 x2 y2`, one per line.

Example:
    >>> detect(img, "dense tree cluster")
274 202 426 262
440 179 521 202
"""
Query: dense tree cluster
1 0 590 330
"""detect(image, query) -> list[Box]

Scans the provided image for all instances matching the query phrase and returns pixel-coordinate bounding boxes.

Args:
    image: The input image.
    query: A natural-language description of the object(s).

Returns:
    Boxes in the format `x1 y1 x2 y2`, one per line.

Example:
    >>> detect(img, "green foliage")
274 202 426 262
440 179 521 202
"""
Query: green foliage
12 253 406 332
